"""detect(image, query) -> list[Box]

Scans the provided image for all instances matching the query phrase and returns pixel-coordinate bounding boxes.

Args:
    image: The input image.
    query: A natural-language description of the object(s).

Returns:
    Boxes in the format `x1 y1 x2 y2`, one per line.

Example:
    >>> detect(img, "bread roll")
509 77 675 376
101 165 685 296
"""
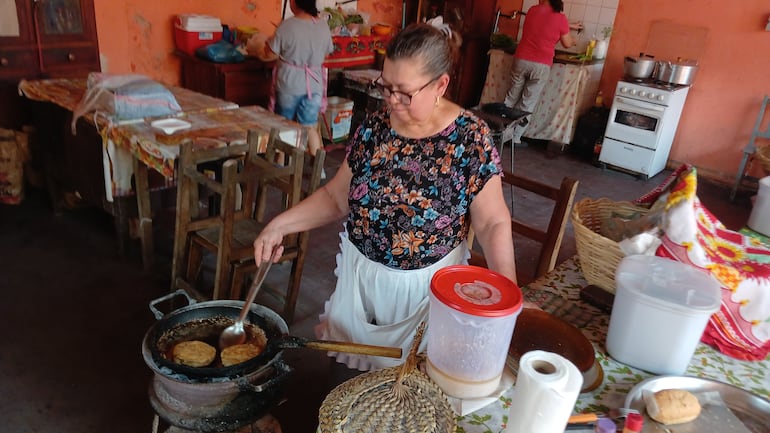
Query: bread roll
172 340 217 367
221 343 263 367
645 389 701 425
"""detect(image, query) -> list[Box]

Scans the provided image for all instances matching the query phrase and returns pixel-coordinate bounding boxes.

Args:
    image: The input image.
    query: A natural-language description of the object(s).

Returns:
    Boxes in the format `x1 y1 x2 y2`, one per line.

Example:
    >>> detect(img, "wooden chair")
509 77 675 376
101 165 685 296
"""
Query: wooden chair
229 138 326 324
468 172 579 281
170 136 253 300
174 126 326 324
171 127 306 300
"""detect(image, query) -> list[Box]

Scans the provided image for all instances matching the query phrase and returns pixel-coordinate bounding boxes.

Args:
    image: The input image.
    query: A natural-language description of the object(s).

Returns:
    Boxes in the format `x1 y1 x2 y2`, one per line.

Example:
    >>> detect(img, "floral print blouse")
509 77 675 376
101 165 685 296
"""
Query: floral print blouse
345 108 502 270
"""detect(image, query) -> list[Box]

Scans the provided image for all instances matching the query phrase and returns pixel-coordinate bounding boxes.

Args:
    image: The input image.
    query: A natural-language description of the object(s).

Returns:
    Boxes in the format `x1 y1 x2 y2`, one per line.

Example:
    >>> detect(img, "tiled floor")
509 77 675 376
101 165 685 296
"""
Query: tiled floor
0 142 754 433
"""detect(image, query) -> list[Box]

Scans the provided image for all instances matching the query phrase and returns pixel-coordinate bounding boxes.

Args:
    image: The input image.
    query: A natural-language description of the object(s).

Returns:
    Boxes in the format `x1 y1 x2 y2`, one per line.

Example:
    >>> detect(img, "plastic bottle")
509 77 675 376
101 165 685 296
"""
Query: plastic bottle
595 418 616 433
592 137 603 166
622 413 644 433
586 39 596 59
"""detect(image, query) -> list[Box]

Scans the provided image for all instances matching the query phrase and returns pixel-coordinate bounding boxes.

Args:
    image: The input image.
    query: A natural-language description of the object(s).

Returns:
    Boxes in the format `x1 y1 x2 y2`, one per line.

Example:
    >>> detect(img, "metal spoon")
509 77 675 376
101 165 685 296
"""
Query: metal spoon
219 253 275 351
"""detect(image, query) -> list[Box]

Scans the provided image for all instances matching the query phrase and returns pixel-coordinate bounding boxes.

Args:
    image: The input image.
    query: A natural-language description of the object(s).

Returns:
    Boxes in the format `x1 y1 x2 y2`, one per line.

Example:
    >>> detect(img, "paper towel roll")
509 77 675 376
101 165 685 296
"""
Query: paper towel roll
505 350 583 433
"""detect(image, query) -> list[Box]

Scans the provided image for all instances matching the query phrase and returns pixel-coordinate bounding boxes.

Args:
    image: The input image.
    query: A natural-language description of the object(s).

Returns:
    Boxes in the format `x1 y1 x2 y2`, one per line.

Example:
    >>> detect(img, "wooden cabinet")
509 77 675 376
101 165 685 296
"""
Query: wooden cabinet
404 0 497 107
176 52 274 108
0 0 100 128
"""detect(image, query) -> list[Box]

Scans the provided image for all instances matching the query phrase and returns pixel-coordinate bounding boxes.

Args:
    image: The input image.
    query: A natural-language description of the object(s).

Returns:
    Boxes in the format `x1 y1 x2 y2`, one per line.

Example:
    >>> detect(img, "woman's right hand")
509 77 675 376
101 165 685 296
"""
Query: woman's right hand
253 224 285 264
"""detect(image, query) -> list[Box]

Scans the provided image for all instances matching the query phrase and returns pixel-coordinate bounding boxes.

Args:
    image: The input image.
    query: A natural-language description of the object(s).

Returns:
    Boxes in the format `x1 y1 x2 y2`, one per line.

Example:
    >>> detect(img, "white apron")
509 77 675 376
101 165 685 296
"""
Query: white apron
315 231 469 371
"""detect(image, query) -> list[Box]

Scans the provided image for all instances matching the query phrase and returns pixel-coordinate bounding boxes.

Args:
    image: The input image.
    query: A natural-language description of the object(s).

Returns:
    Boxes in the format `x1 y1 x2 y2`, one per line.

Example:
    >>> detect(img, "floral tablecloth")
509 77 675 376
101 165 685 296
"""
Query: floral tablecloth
478 49 588 146
103 105 303 196
18 78 303 198
18 78 237 124
456 256 770 433
325 35 390 69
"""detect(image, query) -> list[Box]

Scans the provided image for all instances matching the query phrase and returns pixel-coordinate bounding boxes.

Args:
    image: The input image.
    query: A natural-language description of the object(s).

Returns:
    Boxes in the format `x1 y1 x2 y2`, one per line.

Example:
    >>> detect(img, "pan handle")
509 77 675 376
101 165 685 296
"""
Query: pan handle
237 360 293 394
148 289 196 320
280 336 403 359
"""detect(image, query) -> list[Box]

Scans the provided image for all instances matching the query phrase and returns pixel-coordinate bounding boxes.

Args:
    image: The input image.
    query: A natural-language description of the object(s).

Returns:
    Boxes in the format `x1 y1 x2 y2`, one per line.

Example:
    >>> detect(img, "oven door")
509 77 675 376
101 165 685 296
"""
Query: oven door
604 95 666 150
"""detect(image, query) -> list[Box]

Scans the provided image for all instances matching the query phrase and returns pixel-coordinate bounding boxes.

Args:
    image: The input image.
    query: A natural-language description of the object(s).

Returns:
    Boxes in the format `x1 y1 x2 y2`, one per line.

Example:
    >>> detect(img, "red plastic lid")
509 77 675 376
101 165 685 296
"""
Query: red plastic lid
430 265 522 317
624 413 644 432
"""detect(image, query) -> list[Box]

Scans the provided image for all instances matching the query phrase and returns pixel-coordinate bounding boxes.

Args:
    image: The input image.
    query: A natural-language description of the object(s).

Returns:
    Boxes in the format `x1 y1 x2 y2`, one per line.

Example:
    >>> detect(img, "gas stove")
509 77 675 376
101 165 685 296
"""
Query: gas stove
616 79 689 107
599 79 692 179
622 76 689 91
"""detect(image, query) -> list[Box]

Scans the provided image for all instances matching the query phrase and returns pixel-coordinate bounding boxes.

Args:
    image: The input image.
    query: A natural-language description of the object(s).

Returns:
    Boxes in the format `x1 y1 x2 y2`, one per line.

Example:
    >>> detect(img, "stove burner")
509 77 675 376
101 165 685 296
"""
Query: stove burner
621 77 689 92
150 380 284 432
149 361 290 433
155 414 282 433
622 76 648 83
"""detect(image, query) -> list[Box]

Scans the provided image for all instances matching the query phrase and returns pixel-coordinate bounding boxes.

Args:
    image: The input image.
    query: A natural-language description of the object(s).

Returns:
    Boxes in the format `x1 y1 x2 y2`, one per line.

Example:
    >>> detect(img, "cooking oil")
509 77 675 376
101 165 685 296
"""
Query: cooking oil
586 39 596 59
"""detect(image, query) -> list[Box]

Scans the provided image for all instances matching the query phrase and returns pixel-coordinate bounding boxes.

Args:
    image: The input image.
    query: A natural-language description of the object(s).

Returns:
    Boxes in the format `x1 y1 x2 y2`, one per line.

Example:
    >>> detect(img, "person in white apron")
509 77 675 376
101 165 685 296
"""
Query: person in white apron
266 0 333 156
253 23 517 372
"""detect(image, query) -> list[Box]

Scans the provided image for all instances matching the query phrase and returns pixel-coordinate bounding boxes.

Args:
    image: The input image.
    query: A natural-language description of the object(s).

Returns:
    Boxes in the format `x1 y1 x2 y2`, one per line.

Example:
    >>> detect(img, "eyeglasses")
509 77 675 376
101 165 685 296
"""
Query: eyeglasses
368 75 440 105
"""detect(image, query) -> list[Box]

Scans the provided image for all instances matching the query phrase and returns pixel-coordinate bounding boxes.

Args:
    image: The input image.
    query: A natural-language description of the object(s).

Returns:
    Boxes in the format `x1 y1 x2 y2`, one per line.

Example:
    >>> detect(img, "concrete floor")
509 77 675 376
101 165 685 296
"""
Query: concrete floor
0 142 754 433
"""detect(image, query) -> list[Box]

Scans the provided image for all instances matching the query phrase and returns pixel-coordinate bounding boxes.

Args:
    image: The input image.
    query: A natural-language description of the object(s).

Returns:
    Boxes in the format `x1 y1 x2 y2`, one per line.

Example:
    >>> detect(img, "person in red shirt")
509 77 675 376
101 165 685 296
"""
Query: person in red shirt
504 0 582 147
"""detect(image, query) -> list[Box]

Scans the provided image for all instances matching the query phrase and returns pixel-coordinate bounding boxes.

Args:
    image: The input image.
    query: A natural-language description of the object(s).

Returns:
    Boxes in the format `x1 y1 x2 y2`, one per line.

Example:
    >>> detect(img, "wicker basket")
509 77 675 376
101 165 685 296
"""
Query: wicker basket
571 197 650 293
317 323 455 433
757 146 770 176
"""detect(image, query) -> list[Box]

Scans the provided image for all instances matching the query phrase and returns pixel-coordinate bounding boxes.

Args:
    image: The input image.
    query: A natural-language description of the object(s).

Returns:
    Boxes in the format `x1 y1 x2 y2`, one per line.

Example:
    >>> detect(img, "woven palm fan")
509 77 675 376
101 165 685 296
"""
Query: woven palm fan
318 322 456 433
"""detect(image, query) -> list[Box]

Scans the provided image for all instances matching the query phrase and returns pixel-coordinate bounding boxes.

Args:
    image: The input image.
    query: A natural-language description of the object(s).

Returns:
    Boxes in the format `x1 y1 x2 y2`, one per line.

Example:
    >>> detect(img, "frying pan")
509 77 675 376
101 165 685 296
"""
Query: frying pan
143 290 403 379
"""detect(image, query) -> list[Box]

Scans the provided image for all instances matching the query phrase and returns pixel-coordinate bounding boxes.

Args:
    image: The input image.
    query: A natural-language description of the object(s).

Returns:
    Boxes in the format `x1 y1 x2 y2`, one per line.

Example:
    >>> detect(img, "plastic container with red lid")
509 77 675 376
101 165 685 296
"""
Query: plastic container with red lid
426 265 522 399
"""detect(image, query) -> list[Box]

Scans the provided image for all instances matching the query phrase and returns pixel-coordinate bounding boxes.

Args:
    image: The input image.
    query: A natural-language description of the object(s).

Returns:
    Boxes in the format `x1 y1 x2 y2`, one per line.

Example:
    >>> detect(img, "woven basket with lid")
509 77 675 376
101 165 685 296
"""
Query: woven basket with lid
317 323 456 433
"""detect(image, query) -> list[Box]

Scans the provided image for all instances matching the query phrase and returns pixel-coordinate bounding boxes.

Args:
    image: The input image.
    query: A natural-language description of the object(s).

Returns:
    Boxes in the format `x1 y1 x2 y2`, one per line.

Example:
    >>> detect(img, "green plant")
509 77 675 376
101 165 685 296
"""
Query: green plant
601 26 613 40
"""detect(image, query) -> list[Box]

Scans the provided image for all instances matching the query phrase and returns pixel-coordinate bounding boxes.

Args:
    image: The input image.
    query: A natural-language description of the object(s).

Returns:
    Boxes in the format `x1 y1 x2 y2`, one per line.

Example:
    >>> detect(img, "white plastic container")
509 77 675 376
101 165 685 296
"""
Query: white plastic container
427 265 522 399
748 176 770 236
606 255 721 375
321 96 354 142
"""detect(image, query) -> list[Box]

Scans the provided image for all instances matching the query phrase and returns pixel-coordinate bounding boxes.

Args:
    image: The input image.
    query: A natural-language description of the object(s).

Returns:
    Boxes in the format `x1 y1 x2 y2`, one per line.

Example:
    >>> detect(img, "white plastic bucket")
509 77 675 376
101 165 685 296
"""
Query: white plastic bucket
748 176 770 236
606 255 721 375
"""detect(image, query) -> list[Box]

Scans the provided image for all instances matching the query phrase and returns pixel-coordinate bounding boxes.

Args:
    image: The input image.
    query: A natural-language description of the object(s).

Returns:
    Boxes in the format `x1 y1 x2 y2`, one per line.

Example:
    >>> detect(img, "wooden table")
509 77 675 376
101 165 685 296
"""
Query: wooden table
107 105 304 269
455 256 770 432
18 78 304 270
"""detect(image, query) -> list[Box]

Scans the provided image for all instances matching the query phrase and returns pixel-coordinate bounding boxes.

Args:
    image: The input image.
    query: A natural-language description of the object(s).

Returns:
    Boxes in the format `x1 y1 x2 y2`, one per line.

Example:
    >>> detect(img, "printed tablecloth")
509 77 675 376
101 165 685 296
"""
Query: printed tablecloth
456 256 769 433
18 79 303 199
478 50 588 145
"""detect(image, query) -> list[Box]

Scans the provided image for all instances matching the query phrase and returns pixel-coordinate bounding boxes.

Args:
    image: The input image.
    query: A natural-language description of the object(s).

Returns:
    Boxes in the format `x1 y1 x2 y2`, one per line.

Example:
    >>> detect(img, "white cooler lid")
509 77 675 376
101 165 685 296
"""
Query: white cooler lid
615 255 721 312
175 14 222 32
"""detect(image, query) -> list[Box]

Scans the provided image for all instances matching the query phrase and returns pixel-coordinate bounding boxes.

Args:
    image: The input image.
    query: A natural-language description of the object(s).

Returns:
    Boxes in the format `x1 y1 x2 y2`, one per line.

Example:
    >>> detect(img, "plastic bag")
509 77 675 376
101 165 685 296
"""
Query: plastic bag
195 40 245 63
0 128 30 205
71 73 182 133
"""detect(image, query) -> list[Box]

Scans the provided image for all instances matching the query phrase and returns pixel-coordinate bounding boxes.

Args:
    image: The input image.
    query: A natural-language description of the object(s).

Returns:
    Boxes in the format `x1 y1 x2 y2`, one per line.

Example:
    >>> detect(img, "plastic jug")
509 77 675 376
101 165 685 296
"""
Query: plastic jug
426 265 522 398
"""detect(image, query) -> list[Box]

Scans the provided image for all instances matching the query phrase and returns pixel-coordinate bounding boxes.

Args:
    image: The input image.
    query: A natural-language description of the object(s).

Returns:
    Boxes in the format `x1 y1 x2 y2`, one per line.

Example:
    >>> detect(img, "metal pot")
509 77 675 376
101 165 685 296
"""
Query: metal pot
655 59 698 86
143 290 402 380
142 294 292 430
623 53 657 79
143 291 289 380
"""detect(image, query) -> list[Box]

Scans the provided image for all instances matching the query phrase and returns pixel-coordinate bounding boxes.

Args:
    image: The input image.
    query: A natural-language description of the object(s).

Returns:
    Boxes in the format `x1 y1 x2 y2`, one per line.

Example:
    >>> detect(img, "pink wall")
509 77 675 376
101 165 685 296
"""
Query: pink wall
92 1 769 182
600 1 770 182
92 0 400 85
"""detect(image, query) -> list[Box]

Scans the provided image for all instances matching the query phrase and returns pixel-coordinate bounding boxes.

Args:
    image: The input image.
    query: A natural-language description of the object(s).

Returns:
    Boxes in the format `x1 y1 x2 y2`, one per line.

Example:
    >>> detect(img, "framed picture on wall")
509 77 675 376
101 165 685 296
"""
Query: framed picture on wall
40 0 84 35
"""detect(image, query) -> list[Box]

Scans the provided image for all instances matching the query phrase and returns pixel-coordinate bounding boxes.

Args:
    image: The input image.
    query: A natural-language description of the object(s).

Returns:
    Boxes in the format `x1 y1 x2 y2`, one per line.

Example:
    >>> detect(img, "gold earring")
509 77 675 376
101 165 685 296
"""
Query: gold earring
435 95 440 107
